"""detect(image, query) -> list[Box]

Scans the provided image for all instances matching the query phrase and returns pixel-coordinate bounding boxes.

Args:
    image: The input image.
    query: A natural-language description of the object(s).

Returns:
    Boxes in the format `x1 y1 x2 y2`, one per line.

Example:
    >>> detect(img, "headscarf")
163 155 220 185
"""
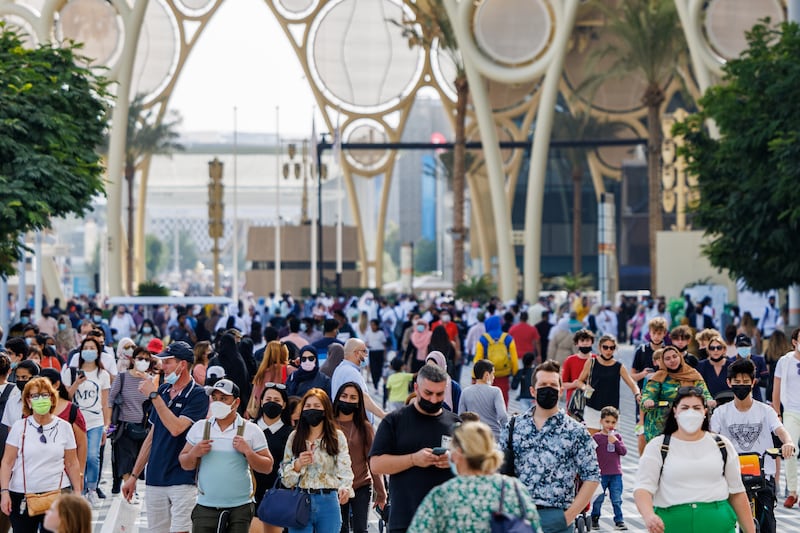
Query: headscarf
290 346 320 384
649 346 703 386
320 343 344 378
116 337 135 372
425 351 453 409
410 320 433 361
210 333 251 414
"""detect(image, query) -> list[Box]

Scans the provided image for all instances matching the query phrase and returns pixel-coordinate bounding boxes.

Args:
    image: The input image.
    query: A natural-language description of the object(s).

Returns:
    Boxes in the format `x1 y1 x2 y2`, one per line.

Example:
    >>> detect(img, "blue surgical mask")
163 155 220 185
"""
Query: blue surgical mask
81 350 98 362
24 338 32 346
165 367 181 385
416 325 425 333
300 323 308 332
737 347 751 359
20 317 28 325
142 326 152 334
92 315 102 324
449 458 458 476
360 357 368 369
58 323 66 331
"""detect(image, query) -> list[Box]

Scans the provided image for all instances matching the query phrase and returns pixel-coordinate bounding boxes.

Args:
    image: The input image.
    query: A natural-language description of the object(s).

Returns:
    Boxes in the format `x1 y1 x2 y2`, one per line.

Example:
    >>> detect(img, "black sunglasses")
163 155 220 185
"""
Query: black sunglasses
301 356 316 362
707 345 725 351
600 344 616 350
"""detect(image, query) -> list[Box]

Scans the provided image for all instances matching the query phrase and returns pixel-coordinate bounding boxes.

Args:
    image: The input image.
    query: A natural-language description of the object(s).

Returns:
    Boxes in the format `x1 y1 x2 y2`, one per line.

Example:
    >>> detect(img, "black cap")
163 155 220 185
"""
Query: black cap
157 341 195 363
734 334 752 348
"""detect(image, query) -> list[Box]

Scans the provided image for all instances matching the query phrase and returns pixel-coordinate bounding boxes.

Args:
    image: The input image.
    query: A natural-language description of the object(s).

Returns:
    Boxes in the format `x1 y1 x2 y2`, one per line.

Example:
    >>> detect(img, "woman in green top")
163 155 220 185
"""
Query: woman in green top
640 346 714 442
407 421 541 533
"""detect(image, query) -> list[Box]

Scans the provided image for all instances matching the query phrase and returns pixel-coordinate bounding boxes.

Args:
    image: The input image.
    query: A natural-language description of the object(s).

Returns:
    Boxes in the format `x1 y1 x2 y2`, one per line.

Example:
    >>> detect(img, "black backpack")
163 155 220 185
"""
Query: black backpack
0 384 16 449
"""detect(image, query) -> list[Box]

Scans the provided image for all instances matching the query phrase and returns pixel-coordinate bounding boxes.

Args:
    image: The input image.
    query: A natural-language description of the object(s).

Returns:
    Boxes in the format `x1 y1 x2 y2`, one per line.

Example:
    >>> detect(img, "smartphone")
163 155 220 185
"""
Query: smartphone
77 370 85 378
431 447 447 455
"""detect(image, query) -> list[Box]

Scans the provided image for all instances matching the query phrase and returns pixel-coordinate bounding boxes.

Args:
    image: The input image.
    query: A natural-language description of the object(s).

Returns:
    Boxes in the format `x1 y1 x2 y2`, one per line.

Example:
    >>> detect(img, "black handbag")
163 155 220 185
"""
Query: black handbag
567 359 594 422
489 480 535 533
500 416 517 477
257 477 311 529
124 422 149 441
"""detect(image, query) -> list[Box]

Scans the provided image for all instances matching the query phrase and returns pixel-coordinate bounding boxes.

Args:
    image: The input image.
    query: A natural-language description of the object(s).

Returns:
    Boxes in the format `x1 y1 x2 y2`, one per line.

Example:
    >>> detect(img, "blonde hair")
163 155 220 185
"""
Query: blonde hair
254 341 289 385
648 317 668 333
705 334 725 348
452 421 504 474
695 328 719 345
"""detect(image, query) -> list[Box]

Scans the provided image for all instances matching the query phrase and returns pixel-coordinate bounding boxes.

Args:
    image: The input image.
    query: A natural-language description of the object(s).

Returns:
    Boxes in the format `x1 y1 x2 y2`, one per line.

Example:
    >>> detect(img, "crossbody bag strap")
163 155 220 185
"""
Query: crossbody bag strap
495 479 507 512
21 422 26 494
196 420 212 495
513 481 528 517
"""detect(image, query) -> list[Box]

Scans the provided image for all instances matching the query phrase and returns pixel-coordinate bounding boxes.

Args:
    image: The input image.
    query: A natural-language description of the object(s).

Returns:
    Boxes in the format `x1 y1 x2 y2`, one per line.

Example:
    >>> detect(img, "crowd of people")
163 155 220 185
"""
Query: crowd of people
0 289 796 532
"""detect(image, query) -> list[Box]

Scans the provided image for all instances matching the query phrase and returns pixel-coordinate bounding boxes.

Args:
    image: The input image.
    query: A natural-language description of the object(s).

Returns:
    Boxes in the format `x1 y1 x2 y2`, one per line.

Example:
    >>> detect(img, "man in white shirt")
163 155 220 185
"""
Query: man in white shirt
109 306 137 342
772 327 800 508
712 358 794 532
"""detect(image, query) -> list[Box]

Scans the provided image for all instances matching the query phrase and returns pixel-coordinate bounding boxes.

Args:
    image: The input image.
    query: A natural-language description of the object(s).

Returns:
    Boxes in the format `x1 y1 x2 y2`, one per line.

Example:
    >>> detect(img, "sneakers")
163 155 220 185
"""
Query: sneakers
785 494 798 508
85 491 98 508
591 516 600 530
614 522 628 531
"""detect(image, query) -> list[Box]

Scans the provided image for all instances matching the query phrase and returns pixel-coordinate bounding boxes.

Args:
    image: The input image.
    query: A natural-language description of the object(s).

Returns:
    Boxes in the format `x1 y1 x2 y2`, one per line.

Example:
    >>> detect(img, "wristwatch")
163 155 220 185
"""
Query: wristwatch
148 391 159 400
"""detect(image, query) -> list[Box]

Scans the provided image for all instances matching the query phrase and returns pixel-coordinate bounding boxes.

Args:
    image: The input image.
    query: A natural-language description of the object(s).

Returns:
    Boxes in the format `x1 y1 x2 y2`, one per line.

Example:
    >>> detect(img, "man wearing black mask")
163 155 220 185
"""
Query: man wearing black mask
369 364 459 533
500 360 599 533
711 358 795 533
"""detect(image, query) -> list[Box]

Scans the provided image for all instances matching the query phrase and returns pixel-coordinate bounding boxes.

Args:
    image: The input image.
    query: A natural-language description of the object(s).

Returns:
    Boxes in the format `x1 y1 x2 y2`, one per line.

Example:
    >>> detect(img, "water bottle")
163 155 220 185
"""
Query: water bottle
607 432 616 453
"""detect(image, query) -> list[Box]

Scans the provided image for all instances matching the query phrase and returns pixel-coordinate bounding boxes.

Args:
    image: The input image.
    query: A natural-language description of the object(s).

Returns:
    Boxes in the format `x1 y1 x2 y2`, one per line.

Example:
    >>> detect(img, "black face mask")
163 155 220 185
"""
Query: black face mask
599 354 614 361
301 409 325 427
731 385 752 401
261 402 284 420
337 401 358 416
710 355 725 363
535 387 559 409
578 346 592 354
15 380 27 392
417 396 444 414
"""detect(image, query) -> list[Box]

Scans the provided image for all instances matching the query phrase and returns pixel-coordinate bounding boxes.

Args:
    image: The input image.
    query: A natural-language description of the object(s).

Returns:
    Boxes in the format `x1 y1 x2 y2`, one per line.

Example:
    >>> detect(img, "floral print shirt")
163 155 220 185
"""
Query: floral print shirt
640 377 712 441
407 474 542 533
279 429 355 496
500 409 600 508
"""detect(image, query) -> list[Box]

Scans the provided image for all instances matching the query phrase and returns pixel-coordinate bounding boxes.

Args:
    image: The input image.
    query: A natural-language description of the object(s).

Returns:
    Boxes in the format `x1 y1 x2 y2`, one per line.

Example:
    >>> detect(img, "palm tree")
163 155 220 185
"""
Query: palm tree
391 0 468 284
123 94 183 294
552 109 624 276
578 0 688 292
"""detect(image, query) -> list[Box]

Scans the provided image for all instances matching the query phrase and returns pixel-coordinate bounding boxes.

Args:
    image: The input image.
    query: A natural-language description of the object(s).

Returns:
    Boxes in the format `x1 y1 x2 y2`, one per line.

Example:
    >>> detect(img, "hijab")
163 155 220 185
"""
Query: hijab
649 347 703 386
116 337 135 372
484 315 502 341
291 345 320 383
410 320 433 361
425 351 453 409
320 343 344 378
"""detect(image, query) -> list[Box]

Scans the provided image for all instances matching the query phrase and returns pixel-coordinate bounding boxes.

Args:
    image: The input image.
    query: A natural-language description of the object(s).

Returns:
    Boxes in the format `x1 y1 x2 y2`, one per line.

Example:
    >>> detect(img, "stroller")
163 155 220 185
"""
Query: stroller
574 476 590 532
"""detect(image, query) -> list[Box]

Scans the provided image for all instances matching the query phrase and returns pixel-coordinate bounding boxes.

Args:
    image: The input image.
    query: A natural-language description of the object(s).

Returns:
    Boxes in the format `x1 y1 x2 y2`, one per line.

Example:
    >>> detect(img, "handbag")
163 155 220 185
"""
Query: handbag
123 422 150 441
489 479 535 533
567 359 594 422
257 477 311 528
21 422 64 517
500 416 517 477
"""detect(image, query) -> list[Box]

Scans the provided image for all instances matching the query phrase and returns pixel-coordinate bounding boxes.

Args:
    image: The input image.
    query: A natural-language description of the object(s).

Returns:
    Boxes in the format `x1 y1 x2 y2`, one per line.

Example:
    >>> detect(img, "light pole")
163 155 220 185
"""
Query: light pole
208 158 224 296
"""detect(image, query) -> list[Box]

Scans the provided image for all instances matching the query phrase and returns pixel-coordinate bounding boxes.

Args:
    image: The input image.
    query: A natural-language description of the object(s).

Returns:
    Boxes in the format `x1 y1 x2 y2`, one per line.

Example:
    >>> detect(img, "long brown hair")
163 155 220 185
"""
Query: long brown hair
254 341 289 385
291 388 339 457
55 494 92 533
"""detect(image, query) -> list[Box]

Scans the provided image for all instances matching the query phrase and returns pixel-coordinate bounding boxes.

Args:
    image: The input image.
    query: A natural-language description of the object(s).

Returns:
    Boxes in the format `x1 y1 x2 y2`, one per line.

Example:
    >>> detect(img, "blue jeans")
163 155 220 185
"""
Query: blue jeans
591 474 624 524
289 492 341 533
537 507 571 533
85 426 103 491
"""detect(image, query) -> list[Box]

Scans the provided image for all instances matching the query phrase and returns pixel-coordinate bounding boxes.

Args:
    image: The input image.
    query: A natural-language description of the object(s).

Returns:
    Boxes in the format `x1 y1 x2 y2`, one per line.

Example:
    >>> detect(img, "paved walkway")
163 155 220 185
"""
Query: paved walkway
89 344 800 532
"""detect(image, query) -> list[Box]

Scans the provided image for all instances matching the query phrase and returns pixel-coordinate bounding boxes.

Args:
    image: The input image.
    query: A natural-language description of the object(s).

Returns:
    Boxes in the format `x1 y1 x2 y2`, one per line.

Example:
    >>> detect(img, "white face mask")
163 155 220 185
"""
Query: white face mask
676 409 705 433
300 360 316 372
134 360 150 373
209 400 233 419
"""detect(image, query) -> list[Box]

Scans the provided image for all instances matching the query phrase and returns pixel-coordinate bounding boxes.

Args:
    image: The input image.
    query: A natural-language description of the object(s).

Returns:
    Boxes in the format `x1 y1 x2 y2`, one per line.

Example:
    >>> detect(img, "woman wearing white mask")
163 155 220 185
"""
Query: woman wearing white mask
634 387 754 533
115 337 136 373
285 346 331 399
106 347 151 495
60 337 111 506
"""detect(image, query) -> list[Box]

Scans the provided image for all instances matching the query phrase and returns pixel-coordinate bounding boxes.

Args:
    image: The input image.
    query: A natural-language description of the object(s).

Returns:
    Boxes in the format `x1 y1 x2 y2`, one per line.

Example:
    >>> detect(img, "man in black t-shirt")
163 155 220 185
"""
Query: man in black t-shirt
369 364 460 533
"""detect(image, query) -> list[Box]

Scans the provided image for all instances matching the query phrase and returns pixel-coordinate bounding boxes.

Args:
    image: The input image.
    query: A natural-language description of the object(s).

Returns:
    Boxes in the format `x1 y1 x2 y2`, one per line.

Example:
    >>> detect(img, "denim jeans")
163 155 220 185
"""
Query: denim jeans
289 492 341 533
591 474 624 524
537 507 571 533
85 426 103 491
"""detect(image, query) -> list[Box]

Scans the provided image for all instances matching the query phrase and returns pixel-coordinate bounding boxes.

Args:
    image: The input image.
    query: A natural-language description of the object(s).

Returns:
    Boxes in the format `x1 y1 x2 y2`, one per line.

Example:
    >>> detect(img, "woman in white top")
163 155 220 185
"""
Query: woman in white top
634 386 753 533
0 377 82 533
61 337 111 503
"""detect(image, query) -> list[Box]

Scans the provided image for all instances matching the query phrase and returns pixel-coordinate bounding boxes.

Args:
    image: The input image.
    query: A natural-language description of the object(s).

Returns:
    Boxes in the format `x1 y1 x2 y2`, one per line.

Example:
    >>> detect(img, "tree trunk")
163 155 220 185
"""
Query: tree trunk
572 166 583 276
452 74 468 284
125 162 135 296
644 84 665 294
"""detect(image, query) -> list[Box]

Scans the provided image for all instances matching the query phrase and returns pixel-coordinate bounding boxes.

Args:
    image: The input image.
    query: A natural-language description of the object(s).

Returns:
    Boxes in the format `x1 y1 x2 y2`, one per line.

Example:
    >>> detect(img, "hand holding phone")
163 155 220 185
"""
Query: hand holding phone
431 447 447 456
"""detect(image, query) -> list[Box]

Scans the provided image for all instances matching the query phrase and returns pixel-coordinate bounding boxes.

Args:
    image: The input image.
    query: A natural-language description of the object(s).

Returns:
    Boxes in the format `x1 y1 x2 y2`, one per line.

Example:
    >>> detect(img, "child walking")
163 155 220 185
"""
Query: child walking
591 406 628 530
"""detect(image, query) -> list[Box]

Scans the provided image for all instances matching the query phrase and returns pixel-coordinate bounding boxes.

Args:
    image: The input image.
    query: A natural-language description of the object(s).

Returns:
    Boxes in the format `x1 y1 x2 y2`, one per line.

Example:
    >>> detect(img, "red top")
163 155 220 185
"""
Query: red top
562 353 594 404
429 320 459 342
508 322 540 357
56 402 87 433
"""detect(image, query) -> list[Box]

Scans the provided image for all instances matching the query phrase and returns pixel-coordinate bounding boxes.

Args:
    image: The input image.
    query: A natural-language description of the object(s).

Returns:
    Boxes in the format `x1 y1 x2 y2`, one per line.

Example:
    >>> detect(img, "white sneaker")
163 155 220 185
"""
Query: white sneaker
85 492 98 507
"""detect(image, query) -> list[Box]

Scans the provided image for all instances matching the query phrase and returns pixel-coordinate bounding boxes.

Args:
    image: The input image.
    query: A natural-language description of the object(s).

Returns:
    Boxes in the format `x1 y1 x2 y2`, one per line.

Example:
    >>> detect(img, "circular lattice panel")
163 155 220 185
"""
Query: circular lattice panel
473 0 553 66
703 0 784 61
56 0 123 67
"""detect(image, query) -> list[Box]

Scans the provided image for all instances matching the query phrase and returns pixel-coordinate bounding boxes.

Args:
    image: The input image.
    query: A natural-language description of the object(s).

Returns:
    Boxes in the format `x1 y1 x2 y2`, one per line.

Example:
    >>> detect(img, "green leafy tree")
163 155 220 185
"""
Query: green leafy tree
0 26 108 277
674 21 800 291
455 275 496 302
553 110 624 275
580 0 689 292
121 94 184 294
414 238 437 273
392 1 469 283
137 281 169 296
145 234 167 279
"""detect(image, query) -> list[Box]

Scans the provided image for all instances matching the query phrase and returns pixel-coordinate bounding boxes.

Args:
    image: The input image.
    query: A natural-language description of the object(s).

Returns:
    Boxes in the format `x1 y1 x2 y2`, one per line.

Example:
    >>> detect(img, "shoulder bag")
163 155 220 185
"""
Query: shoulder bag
257 476 311 528
489 479 535 533
567 359 594 423
21 422 64 516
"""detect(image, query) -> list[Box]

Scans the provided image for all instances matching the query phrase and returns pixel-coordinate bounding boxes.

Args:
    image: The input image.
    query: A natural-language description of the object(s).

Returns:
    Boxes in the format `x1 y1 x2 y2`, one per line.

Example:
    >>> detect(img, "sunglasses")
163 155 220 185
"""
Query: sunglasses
301 356 316 362
264 382 287 391
600 344 616 351
707 345 725 352
134 357 150 362
30 421 46 444
796 362 800 376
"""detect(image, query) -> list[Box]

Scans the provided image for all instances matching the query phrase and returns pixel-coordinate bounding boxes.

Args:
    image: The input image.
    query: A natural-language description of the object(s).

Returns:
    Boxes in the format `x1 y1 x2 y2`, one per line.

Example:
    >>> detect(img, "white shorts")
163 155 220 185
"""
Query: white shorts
144 484 197 533
584 406 602 430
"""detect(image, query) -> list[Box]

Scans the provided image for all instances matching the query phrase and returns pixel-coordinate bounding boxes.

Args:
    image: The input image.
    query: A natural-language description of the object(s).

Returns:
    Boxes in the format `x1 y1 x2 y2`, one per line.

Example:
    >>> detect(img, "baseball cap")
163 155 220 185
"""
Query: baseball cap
157 341 194 363
146 338 164 354
205 378 240 398
734 334 752 347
